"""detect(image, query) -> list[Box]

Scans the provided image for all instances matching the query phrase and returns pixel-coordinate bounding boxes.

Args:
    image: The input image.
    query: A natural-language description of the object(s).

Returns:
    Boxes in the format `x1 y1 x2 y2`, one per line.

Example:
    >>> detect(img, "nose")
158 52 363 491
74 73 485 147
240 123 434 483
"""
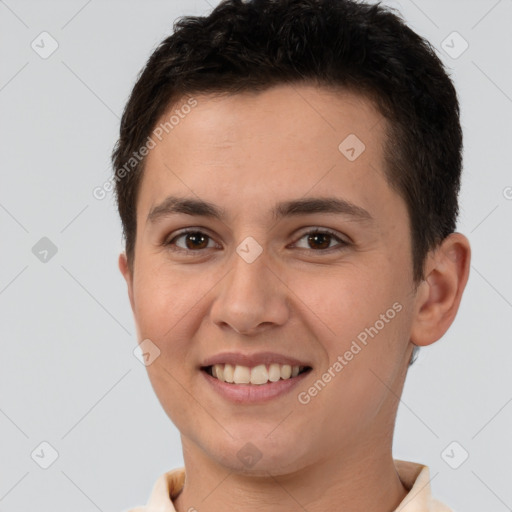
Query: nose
209 248 289 336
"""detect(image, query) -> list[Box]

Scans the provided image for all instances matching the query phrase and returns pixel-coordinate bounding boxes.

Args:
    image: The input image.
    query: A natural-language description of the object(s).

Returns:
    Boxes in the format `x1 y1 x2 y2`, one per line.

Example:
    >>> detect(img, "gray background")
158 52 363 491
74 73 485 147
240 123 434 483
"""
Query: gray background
1 0 511 510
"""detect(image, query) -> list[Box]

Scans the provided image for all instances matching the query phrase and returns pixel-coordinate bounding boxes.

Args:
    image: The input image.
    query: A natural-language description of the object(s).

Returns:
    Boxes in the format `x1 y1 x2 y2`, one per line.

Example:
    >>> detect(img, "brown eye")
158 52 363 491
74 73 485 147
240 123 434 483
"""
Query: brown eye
183 232 209 250
307 232 332 250
167 230 216 252
293 229 349 252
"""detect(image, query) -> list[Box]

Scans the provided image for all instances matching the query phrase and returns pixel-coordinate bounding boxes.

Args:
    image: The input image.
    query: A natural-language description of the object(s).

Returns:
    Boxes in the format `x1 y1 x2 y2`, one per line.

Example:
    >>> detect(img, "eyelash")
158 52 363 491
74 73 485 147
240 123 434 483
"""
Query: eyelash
164 228 350 255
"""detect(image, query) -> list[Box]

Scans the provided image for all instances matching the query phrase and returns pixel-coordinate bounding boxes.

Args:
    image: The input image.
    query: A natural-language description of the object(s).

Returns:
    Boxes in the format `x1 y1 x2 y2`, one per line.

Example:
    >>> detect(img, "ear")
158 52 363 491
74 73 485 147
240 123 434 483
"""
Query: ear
118 252 135 314
410 232 471 346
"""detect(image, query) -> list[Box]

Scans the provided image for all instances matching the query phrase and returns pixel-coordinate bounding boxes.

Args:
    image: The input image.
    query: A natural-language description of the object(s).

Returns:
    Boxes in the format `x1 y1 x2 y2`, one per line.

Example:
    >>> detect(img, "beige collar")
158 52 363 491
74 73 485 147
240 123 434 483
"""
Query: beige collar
133 459 452 512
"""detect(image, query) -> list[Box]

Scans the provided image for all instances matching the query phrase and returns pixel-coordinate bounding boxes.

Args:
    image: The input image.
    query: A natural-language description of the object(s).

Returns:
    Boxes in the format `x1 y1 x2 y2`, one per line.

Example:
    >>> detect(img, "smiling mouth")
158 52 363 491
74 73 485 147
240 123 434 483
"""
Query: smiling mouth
202 363 312 385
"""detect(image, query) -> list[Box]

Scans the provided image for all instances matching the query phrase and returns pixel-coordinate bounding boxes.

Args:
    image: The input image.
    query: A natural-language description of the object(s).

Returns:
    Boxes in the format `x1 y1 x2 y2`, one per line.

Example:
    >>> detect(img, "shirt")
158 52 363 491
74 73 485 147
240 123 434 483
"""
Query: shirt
127 459 452 511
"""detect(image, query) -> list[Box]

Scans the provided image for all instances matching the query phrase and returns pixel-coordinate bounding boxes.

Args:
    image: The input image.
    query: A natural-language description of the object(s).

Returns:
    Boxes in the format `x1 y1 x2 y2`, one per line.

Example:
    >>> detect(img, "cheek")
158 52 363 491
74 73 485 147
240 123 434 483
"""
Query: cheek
291 265 400 341
295 266 411 391
298 301 412 446
131 267 204 426
132 259 199 338
130 267 201 394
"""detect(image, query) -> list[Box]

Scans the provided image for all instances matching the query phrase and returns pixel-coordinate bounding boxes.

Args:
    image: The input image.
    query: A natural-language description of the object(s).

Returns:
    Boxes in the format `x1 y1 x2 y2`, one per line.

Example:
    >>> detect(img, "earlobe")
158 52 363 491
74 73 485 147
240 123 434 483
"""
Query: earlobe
410 233 471 347
118 252 135 314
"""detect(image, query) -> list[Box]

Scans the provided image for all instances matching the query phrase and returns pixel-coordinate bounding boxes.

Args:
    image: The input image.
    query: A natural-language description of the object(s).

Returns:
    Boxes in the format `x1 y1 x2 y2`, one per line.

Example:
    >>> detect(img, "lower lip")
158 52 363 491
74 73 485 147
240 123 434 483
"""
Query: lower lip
201 369 311 404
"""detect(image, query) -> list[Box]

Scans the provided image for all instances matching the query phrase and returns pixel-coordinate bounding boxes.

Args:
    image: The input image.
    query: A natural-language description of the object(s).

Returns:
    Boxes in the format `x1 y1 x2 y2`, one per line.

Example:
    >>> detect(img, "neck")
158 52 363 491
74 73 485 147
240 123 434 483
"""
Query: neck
173 443 408 512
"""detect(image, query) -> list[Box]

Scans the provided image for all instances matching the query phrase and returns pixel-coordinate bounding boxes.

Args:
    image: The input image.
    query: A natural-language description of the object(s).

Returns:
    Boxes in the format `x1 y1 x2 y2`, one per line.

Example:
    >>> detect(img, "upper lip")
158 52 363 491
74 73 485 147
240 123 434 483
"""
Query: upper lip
201 351 312 368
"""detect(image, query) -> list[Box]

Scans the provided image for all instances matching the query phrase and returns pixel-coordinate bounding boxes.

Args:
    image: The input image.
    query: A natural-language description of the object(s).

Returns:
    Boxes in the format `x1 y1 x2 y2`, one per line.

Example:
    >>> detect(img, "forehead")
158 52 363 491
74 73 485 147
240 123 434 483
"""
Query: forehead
166 85 384 151
137 83 401 225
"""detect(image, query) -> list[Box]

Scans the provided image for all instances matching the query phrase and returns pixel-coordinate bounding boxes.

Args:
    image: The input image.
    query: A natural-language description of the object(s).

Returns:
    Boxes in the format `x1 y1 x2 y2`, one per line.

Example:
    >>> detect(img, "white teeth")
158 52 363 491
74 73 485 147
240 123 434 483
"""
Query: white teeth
233 365 251 384
209 363 306 385
280 364 292 379
268 363 281 382
223 363 234 383
250 364 269 385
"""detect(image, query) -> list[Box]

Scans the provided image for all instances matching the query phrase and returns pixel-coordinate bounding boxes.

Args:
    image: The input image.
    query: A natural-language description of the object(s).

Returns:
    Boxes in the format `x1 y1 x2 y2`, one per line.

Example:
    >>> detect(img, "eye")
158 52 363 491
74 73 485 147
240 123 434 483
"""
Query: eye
292 228 349 251
165 229 219 252
164 227 350 255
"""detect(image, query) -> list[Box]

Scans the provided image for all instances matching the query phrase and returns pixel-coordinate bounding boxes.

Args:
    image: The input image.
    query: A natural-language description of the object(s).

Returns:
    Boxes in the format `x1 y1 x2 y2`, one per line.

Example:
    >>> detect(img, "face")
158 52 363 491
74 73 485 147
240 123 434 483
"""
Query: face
120 84 421 475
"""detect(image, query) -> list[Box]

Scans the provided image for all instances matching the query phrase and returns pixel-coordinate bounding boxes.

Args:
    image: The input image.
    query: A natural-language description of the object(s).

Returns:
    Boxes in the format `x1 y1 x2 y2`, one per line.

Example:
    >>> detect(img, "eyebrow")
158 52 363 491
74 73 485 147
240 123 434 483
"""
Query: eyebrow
147 195 373 224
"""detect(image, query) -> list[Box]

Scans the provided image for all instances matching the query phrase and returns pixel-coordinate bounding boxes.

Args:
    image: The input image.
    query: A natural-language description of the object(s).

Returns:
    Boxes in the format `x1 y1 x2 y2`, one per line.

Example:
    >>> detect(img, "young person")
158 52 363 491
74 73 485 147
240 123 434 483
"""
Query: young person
113 1 471 510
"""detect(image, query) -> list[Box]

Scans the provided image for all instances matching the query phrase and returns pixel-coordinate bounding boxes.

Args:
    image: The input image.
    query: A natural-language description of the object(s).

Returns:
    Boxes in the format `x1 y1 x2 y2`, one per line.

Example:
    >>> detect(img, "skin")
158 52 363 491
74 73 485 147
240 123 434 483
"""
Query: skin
119 83 471 512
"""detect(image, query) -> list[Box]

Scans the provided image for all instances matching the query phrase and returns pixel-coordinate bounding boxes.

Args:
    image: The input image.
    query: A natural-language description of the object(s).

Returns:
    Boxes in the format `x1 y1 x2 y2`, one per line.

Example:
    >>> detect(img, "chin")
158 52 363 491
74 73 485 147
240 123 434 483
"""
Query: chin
205 432 312 477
